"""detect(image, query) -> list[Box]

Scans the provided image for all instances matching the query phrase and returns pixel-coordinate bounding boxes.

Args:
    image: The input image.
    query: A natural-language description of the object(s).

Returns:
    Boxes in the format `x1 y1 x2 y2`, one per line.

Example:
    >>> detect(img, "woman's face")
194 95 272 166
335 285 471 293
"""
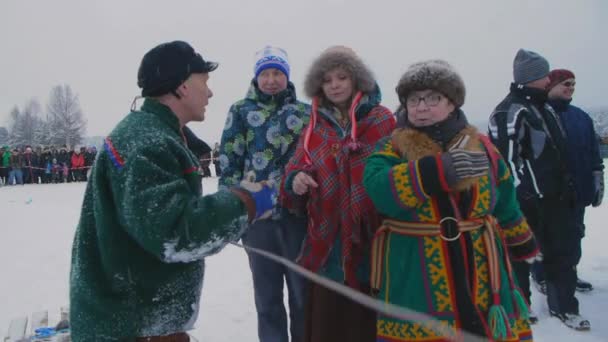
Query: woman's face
321 67 354 109
404 89 455 127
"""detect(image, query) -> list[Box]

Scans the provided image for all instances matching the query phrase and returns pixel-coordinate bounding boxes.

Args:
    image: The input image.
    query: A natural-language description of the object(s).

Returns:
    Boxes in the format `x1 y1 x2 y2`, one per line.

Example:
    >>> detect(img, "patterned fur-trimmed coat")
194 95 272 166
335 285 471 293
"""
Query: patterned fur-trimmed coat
280 86 395 288
363 124 538 342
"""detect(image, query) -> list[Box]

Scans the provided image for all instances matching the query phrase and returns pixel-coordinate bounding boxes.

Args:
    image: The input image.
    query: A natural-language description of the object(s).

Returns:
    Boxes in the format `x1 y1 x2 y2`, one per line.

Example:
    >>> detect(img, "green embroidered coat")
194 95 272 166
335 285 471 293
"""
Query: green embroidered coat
363 125 538 342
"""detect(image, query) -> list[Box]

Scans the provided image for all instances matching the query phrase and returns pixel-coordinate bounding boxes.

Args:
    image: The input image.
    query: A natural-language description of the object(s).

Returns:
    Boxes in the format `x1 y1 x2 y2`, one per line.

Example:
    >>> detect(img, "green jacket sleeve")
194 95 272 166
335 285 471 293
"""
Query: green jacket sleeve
492 158 539 260
363 139 430 217
114 143 248 263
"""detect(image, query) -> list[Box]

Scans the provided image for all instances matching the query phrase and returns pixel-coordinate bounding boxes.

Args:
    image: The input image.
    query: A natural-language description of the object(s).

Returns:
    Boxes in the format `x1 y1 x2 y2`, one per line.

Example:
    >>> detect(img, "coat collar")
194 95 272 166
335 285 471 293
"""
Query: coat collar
399 109 468 150
391 123 483 192
510 82 548 107
245 79 297 106
548 98 572 113
140 98 181 135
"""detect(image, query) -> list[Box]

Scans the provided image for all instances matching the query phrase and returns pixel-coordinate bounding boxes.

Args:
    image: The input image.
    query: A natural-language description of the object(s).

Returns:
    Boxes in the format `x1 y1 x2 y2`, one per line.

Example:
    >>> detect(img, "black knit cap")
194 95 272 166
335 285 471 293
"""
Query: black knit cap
137 40 218 97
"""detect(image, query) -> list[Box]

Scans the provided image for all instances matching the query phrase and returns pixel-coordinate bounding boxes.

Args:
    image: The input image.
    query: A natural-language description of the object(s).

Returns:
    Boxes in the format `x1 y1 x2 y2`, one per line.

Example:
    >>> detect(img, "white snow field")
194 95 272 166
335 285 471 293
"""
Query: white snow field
1 176 607 341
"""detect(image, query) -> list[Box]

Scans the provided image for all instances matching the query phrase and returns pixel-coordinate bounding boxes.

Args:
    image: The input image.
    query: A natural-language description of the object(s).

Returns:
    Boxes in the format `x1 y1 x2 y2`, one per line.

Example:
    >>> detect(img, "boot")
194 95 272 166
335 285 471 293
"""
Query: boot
550 311 590 331
528 308 539 324
534 278 547 295
576 278 593 292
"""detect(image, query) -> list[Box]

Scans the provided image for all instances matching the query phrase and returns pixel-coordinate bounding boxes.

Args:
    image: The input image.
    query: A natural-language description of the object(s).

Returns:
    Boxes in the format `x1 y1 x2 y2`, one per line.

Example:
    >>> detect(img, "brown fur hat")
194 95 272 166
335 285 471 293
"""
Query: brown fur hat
304 46 376 99
396 60 466 108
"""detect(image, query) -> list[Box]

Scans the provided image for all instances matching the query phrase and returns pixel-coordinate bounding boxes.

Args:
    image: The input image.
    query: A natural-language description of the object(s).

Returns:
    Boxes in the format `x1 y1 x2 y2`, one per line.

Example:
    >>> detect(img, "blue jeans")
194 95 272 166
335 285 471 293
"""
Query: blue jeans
9 169 23 185
242 214 307 342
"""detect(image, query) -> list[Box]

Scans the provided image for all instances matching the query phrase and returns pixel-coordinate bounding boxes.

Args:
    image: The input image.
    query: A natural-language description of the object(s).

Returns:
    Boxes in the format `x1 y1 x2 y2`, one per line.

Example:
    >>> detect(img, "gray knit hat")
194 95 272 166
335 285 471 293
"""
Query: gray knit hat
396 59 466 108
513 49 550 85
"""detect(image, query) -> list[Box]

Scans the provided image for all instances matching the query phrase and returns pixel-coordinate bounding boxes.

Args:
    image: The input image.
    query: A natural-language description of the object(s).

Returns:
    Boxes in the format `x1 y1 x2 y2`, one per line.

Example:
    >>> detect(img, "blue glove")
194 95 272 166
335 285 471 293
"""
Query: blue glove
34 327 57 338
239 179 277 220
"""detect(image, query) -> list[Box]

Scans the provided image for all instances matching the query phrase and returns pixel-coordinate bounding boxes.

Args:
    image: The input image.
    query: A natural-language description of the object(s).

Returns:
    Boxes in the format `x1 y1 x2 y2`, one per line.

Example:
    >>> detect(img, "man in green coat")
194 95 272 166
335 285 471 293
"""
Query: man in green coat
69 41 276 341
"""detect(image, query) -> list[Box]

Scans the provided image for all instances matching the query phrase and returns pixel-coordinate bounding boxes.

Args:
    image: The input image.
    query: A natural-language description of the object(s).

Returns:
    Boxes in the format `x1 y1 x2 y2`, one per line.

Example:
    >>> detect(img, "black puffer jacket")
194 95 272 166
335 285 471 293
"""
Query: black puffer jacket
489 83 572 200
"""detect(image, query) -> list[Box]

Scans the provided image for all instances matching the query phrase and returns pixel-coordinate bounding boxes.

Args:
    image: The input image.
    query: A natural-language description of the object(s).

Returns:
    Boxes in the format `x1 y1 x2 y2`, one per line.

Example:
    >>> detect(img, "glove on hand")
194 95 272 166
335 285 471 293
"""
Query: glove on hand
239 172 277 221
441 148 489 187
592 171 604 207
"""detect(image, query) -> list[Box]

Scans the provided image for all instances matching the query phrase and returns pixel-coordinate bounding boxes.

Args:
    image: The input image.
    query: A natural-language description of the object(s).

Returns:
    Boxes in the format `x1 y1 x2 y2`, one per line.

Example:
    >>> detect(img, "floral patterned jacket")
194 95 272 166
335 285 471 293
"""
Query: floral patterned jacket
219 80 310 190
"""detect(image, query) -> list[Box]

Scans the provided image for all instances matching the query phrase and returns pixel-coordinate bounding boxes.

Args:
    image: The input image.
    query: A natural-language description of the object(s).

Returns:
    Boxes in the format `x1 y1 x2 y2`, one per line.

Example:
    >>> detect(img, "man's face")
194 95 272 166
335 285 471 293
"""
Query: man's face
181 73 213 122
526 76 550 90
548 78 575 101
257 68 288 95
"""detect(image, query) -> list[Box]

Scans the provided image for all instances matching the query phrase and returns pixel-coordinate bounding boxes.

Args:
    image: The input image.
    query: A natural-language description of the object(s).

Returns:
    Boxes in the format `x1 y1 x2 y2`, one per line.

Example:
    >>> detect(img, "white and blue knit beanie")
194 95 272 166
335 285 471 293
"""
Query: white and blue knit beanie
254 46 290 79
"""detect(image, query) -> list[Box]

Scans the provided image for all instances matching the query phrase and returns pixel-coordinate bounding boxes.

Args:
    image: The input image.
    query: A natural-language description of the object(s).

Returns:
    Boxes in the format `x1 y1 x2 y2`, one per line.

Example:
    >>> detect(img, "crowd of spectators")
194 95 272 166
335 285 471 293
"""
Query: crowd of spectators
0 145 98 185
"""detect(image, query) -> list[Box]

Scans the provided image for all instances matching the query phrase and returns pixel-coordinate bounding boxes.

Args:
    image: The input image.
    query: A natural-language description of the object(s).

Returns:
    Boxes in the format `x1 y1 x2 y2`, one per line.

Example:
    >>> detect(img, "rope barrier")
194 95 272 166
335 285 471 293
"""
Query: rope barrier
229 241 487 342
0 166 92 170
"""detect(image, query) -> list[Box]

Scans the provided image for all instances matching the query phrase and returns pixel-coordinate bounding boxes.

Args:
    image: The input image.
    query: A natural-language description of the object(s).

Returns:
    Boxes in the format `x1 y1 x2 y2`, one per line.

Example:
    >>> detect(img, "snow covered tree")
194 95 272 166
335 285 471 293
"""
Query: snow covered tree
34 116 54 146
8 101 44 146
7 106 21 145
0 127 8 145
588 107 608 140
47 84 87 147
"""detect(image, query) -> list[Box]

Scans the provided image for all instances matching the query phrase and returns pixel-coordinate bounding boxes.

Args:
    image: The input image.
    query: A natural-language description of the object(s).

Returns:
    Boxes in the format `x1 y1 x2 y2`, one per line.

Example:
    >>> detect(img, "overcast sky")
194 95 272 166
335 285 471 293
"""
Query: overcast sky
1 0 606 144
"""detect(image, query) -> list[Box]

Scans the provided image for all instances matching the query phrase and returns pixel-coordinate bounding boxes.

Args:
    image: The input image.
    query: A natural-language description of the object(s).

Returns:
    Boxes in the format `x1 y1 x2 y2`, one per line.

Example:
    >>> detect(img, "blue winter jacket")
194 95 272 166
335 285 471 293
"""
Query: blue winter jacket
550 99 604 206
218 80 310 190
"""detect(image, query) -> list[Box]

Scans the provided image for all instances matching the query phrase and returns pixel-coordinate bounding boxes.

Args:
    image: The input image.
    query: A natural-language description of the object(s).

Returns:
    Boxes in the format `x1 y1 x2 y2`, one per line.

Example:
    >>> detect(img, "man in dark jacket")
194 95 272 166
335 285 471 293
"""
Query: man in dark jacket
69 40 277 341
8 148 24 185
530 69 605 294
183 125 212 177
83 146 97 181
489 49 589 330
23 146 37 184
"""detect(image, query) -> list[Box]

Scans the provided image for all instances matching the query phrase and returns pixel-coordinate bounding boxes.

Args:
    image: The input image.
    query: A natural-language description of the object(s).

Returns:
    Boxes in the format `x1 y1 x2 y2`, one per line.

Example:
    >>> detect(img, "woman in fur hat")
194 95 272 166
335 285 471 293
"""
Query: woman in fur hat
363 60 539 341
280 46 395 342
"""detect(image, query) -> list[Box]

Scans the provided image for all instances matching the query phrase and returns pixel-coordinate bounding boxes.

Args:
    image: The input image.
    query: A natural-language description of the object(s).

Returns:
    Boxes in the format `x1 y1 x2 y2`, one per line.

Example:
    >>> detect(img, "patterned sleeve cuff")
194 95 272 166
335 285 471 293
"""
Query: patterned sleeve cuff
508 237 539 262
279 170 308 213
502 218 539 261
283 170 299 196
228 187 255 222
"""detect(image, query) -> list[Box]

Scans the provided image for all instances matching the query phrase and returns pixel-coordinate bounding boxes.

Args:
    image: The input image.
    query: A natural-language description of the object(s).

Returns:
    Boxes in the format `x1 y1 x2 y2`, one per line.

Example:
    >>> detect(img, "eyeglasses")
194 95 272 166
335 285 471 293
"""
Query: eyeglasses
405 93 443 107
562 81 576 87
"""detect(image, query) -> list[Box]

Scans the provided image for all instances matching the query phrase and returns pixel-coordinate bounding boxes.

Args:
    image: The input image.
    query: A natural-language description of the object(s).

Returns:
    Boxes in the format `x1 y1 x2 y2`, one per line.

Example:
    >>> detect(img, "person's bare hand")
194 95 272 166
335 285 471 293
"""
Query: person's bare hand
292 172 318 195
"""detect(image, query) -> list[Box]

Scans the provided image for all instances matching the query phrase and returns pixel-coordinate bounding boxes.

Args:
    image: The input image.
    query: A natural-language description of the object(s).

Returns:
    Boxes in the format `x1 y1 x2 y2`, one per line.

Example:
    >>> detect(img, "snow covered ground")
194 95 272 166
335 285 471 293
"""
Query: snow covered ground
1 176 607 341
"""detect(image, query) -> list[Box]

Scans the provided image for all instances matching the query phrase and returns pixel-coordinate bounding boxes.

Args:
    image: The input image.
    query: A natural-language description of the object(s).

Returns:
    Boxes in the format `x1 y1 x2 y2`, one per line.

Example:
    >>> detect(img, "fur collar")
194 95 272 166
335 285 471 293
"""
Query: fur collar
391 125 483 192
